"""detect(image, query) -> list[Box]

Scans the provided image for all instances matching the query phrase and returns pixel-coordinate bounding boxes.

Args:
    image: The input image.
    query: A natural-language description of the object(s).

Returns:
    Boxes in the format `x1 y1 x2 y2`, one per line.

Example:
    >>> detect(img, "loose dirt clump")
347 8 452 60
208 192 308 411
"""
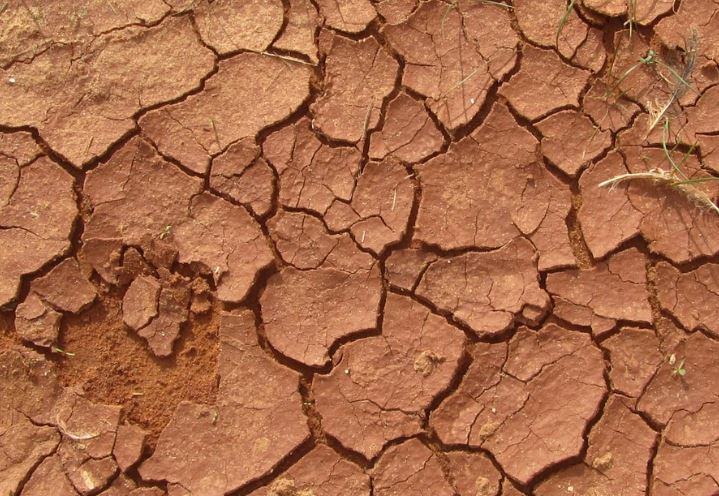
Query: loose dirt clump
4 1 719 494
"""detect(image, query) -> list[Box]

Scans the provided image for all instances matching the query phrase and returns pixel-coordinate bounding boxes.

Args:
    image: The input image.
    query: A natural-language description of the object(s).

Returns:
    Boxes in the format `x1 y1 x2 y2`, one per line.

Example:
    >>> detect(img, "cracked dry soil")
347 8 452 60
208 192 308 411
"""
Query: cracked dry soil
2 0 719 495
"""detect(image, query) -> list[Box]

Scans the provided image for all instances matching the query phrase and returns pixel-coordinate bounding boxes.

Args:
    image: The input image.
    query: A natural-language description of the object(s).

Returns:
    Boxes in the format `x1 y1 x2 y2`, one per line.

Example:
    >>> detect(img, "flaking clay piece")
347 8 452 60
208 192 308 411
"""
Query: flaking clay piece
431 324 606 485
383 0 518 130
372 439 454 496
139 310 309 495
313 292 464 458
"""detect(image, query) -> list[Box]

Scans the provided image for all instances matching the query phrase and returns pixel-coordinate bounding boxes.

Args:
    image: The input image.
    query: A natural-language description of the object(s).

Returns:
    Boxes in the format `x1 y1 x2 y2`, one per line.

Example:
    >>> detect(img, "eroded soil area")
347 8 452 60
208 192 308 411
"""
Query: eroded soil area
2 0 719 495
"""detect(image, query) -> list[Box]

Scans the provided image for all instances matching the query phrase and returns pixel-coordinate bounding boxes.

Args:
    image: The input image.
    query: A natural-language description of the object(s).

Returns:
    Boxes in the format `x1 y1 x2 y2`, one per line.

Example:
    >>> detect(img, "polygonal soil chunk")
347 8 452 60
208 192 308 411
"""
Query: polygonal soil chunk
368 92 445 163
546 248 652 336
536 110 612 177
602 327 663 397
123 270 190 357
311 34 398 142
268 210 375 271
316 0 376 33
194 0 284 54
140 52 311 173
32 258 97 313
583 80 641 132
572 27 607 72
313 292 464 458
445 451 502 496
513 0 589 59
261 265 382 367
383 0 518 130
83 138 273 304
431 324 607 485
58 442 119 495
173 192 274 303
272 0 320 62
209 138 274 217
535 395 656 496
139 310 310 495
0 156 76 307
0 130 42 168
250 445 370 495
114 424 147 473
500 45 591 121
609 146 719 263
578 151 643 259
0 416 60 496
415 101 573 270
415 238 550 337
325 158 415 255
637 331 719 426
654 400 719 495
372 439 454 496
0 0 170 66
21 455 78 496
264 118 362 215
15 292 62 347
375 0 418 24
0 16 214 167
385 248 438 292
655 261 719 338
655 0 717 62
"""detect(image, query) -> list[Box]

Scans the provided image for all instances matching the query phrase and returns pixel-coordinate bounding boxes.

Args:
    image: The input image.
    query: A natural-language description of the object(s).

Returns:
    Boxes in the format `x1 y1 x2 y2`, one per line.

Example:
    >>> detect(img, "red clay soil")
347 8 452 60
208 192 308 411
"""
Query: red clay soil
2 1 719 495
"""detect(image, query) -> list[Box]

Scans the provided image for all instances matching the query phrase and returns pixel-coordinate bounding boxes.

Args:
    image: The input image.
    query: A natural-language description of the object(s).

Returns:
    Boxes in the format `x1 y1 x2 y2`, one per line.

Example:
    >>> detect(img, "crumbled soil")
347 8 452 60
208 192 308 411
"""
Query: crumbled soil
2 1 719 495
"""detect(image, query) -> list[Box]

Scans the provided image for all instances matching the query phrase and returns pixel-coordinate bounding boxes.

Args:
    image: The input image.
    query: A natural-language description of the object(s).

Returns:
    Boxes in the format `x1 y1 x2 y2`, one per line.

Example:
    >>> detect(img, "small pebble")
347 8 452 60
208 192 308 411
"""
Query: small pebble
344 369 350 375
8 76 16 84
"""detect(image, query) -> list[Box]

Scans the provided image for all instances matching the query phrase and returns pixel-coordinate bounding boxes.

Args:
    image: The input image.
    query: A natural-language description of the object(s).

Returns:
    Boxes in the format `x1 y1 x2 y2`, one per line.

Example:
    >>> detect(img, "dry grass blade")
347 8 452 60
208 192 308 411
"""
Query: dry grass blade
599 119 719 215
556 0 576 44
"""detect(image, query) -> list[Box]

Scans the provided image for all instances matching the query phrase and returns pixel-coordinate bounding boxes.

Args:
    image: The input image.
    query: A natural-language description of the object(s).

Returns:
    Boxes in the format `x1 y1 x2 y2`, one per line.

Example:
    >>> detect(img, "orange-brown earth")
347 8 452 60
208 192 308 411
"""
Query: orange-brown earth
2 0 719 495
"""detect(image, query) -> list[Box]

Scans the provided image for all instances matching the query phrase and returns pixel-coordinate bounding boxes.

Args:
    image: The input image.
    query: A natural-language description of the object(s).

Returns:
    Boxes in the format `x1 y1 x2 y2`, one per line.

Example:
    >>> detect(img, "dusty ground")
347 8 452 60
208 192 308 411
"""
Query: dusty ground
1 0 719 495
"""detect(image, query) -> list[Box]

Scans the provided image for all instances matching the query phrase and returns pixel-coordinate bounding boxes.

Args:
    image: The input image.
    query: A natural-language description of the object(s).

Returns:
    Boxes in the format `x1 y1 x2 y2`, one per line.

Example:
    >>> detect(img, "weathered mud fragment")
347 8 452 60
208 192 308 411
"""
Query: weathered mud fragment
311 34 397 142
140 310 309 495
209 138 274 217
546 248 651 336
194 0 284 54
83 138 273 305
368 92 445 163
114 424 147 473
264 118 362 215
583 0 672 23
431 324 606 485
445 451 502 496
583 80 641 132
415 102 573 270
655 0 719 64
655 261 719 337
122 269 190 357
0 16 214 167
537 110 612 177
268 210 375 271
261 265 382 367
638 332 719 425
372 439 454 495
578 151 643 259
500 45 591 121
33 258 97 313
602 327 664 397
535 395 656 496
653 400 719 495
514 0 588 59
250 445 370 495
273 0 320 62
374 0 418 24
21 455 79 496
140 53 311 173
14 292 62 347
0 0 170 66
383 0 518 130
325 158 415 255
385 248 438 292
313 293 464 458
0 155 77 307
316 0 376 33
415 238 550 336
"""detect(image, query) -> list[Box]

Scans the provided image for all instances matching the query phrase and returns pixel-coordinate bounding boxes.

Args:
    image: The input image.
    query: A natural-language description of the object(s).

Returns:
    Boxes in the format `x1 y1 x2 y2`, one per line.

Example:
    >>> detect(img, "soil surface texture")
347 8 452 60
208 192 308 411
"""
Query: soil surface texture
2 0 719 495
